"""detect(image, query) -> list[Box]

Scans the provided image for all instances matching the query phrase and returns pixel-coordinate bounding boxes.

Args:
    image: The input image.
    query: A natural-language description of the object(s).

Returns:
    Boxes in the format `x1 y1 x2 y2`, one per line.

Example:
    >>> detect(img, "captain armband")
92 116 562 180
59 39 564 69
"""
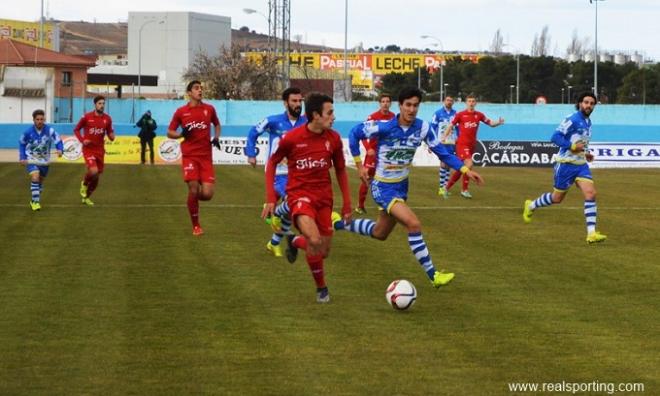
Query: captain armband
353 156 363 165
460 166 470 174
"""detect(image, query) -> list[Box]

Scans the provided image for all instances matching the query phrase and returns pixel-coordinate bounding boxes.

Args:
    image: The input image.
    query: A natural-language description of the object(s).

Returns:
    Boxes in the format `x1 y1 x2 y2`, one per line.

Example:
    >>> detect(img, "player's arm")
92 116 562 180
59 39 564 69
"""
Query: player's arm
18 132 28 164
426 126 484 185
349 121 380 183
51 128 64 157
245 118 269 167
211 108 222 149
332 136 353 224
485 114 505 127
443 115 459 140
73 116 89 146
262 137 290 219
167 111 185 139
106 118 115 141
551 119 583 151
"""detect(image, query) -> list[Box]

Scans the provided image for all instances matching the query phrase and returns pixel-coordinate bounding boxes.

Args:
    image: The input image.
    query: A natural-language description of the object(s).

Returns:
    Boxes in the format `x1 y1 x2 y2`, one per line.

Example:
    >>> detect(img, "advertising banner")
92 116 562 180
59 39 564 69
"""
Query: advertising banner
588 143 660 168
0 18 57 50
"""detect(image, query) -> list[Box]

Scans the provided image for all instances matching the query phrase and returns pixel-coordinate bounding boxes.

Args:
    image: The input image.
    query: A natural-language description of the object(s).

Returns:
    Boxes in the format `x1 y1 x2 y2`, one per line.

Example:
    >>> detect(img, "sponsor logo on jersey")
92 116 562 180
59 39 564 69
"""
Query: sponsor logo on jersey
184 121 208 131
463 121 479 129
88 127 106 135
295 143 308 148
325 140 331 152
296 157 329 169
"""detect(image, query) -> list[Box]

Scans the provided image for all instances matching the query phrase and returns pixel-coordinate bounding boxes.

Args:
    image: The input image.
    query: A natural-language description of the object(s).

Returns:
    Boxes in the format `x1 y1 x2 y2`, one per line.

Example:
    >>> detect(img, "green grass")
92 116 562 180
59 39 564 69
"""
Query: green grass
0 163 658 395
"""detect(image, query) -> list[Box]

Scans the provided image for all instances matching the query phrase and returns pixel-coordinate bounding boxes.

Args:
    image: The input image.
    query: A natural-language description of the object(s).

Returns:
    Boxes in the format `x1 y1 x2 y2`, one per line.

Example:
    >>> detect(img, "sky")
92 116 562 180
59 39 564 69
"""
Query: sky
6 0 660 60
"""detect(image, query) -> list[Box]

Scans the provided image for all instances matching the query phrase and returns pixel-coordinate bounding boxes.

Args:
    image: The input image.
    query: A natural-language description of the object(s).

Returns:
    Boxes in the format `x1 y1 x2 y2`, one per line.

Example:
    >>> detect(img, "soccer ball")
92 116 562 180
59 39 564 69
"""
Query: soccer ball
386 280 417 310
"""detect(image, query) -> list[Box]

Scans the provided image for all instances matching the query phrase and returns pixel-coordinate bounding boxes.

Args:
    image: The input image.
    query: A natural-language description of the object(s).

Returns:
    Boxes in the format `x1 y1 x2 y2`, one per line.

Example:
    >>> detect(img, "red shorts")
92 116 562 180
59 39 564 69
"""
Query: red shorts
289 196 334 237
83 152 105 173
456 143 475 161
182 156 215 184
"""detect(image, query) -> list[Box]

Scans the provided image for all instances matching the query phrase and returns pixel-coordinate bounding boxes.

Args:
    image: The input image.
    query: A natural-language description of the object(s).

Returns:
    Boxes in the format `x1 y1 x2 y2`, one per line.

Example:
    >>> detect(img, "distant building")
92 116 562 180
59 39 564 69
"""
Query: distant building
0 38 95 122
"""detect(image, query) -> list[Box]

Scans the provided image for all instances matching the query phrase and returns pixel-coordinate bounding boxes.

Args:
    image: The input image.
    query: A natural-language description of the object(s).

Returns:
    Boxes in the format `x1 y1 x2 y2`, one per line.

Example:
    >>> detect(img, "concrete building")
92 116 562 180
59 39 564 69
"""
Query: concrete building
87 11 231 98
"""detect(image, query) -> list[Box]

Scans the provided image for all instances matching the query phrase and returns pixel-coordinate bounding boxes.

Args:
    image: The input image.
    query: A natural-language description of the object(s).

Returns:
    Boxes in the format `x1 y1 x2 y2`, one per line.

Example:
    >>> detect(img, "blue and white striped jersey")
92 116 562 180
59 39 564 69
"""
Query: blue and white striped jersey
19 124 63 165
430 106 458 144
552 111 592 165
349 116 465 183
245 111 307 175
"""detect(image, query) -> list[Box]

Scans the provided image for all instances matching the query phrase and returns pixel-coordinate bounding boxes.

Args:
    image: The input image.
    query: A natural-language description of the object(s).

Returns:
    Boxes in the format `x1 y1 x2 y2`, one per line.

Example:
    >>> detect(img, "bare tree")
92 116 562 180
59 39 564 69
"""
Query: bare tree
183 44 280 100
566 29 583 56
490 28 504 55
531 25 551 56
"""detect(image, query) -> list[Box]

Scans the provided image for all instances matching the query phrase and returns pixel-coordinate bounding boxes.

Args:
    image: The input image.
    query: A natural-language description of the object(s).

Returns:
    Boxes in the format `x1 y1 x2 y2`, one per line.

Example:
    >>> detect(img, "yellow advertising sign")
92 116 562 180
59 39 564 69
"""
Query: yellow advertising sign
0 18 56 50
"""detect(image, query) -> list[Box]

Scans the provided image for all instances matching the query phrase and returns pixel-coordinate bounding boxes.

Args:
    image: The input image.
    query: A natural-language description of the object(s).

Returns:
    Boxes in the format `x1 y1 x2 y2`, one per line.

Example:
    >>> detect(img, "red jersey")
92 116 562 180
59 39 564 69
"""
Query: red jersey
168 102 220 158
74 111 114 155
451 110 491 146
266 124 350 209
363 110 395 151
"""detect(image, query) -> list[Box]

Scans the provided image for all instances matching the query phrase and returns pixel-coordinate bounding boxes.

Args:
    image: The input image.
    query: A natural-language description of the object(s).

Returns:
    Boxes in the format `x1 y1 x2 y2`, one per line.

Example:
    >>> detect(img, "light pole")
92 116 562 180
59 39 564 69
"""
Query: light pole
420 35 445 101
444 83 449 98
138 19 163 99
343 0 350 101
510 84 515 103
590 0 605 100
516 53 520 104
568 85 573 102
561 87 565 104
243 8 270 51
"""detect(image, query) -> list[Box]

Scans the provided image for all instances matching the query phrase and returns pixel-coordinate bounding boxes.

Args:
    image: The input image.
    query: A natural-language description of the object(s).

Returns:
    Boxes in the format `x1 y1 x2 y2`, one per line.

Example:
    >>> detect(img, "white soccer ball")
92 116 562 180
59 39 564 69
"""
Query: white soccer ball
386 279 417 310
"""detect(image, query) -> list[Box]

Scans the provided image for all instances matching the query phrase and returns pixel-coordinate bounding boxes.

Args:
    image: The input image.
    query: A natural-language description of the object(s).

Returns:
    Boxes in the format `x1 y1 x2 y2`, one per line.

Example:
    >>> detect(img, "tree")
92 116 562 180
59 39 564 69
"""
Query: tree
531 25 551 57
183 44 280 100
489 29 504 55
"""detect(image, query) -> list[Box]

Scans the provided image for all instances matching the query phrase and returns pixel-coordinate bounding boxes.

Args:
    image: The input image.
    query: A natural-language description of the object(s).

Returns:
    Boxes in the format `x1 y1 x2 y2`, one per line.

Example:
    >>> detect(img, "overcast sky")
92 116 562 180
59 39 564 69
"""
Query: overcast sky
7 0 660 60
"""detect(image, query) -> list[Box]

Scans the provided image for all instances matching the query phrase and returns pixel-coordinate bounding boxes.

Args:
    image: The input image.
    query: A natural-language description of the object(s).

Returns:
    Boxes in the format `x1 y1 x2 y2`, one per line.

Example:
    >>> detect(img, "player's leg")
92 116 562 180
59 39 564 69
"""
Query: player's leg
356 180 368 214
446 144 469 192
438 163 450 196
460 156 474 198
27 166 41 211
86 156 104 198
523 163 570 223
335 180 396 240
388 201 454 287
576 169 606 243
148 138 155 164
267 177 288 257
80 155 99 205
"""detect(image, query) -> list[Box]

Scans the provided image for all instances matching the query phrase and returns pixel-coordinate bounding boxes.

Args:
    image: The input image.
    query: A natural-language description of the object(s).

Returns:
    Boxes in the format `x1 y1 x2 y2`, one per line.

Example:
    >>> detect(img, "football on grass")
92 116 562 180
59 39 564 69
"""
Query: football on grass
386 280 417 310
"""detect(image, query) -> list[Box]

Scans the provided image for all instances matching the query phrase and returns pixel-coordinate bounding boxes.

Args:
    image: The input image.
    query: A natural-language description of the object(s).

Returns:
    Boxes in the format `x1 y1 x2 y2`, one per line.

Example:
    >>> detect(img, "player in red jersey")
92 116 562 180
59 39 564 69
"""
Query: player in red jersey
74 95 115 206
355 93 395 214
167 80 222 236
443 94 504 198
262 93 353 303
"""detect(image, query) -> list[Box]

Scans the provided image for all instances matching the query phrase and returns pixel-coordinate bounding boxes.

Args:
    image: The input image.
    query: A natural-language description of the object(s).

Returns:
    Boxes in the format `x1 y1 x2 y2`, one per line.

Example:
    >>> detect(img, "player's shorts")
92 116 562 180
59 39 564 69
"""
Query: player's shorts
553 162 593 192
455 143 474 161
83 152 105 173
26 164 49 177
371 179 409 214
288 196 333 236
274 174 288 199
182 156 215 184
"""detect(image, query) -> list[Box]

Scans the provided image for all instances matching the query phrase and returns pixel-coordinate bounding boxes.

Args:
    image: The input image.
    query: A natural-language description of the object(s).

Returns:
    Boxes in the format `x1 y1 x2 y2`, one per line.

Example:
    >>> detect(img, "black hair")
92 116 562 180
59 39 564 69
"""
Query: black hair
186 80 202 92
575 92 597 110
32 109 45 118
398 87 423 104
378 92 392 102
282 87 302 101
304 92 333 120
93 95 105 104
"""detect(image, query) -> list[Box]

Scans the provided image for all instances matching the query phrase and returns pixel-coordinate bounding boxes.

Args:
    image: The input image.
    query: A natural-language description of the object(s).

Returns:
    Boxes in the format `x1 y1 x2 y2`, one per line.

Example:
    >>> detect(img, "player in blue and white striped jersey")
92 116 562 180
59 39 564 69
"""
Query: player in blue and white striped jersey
245 87 307 258
334 87 484 288
430 95 458 197
18 109 63 211
522 92 607 244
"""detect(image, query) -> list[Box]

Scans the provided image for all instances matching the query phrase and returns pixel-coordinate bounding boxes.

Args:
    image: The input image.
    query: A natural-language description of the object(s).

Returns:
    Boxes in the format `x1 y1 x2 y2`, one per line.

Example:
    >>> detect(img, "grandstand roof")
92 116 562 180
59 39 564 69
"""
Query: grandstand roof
0 38 96 68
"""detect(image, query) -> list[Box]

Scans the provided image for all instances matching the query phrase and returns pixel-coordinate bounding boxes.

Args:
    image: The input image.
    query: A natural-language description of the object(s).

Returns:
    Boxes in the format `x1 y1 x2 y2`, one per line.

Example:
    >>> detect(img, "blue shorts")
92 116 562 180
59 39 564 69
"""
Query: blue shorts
553 162 592 192
442 144 456 155
26 164 49 177
274 174 288 199
371 179 409 213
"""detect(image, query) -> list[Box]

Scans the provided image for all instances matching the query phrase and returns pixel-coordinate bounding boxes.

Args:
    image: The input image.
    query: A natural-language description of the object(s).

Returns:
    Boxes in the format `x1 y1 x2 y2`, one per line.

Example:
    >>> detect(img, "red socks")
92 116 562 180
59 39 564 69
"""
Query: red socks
292 236 326 288
446 171 470 192
187 192 200 227
358 181 368 209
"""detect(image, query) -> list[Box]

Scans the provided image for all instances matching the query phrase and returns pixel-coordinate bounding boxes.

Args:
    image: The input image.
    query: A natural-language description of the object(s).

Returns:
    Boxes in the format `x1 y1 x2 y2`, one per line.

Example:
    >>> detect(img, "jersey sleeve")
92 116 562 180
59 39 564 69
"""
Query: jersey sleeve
265 134 292 203
349 121 380 159
424 122 465 171
245 118 269 158
451 113 461 125
210 106 220 126
480 112 492 126
430 112 440 130
551 117 574 149
18 130 29 160
73 116 86 142
168 109 181 131
106 116 114 134
50 127 64 152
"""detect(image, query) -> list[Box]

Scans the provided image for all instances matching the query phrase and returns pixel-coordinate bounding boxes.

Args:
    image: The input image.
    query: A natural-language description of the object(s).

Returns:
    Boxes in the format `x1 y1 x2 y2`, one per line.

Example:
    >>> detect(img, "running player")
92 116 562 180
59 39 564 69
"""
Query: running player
262 93 352 303
167 80 222 236
245 87 306 257
18 109 63 211
355 93 395 214
336 87 484 288
443 94 504 198
430 95 457 197
74 95 115 205
523 92 607 244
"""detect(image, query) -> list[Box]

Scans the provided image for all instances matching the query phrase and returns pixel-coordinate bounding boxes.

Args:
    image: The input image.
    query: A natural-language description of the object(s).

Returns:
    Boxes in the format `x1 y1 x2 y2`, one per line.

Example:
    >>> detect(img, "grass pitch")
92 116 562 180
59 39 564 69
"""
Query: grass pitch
0 163 658 395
